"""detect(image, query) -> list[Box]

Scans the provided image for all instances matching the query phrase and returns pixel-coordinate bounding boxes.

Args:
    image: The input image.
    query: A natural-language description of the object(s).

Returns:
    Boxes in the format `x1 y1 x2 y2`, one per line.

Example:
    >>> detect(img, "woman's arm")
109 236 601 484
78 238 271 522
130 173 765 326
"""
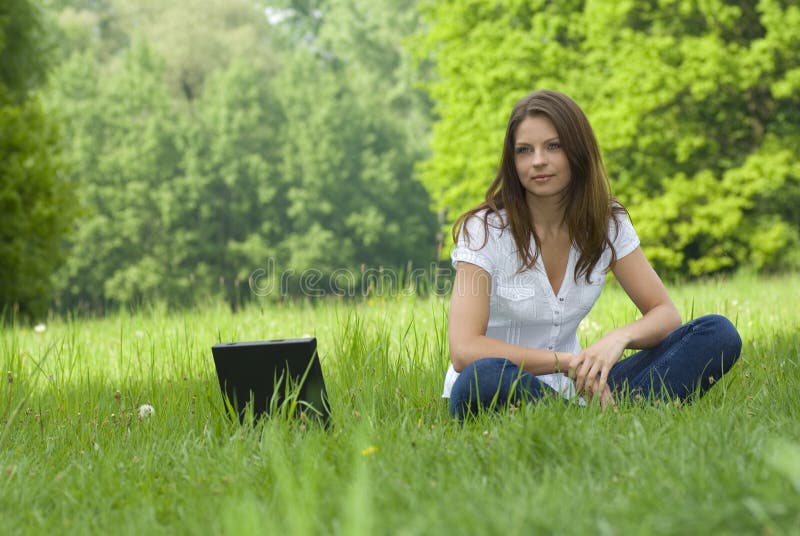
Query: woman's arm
570 246 682 394
448 261 564 375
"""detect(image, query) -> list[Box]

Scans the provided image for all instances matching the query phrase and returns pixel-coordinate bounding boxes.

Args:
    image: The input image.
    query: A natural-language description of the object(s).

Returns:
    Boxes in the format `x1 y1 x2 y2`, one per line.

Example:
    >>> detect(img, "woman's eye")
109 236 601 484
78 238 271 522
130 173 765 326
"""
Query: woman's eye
516 146 531 154
547 142 561 150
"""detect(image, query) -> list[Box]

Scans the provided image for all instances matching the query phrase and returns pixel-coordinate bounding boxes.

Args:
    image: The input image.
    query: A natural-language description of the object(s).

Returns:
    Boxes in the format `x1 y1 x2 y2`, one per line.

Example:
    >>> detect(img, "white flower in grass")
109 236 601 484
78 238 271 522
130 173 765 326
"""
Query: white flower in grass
34 324 46 333
138 404 155 419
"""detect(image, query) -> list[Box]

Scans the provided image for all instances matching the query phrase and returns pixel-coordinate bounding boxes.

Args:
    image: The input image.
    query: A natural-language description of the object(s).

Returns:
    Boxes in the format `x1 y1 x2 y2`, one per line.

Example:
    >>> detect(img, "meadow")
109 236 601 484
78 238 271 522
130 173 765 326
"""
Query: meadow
1 273 799 535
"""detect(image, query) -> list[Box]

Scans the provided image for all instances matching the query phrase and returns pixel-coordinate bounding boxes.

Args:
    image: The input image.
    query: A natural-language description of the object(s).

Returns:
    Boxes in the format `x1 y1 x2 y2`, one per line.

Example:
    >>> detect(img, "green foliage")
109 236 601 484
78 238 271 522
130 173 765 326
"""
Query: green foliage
43 0 437 311
274 46 436 273
0 0 77 318
48 42 184 309
0 0 50 99
415 0 800 277
108 0 279 100
0 97 77 318
180 60 285 294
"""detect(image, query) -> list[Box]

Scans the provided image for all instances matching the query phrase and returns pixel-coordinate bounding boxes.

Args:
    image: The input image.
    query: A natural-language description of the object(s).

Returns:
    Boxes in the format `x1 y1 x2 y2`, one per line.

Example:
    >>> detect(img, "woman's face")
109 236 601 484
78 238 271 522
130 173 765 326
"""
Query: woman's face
513 114 572 203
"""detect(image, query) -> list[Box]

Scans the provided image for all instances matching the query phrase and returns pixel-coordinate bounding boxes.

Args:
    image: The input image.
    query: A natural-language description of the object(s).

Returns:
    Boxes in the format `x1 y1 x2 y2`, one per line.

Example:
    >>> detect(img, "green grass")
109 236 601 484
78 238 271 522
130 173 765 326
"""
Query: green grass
2 273 799 535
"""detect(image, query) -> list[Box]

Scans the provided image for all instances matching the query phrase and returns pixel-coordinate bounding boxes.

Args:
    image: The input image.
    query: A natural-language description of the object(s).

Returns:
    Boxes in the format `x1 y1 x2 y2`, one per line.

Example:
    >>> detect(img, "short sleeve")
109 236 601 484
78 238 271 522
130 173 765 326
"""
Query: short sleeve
451 212 497 274
611 214 640 260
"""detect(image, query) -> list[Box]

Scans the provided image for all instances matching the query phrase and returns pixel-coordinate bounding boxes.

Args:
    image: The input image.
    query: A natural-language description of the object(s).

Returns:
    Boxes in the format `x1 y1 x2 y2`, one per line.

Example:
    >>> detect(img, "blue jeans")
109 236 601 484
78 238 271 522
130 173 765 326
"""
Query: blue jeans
448 314 742 419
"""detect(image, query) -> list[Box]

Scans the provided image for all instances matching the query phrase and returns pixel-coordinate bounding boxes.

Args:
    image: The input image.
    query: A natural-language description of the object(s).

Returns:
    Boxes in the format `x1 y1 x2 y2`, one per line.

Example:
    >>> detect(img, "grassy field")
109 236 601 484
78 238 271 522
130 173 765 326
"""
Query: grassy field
2 273 799 535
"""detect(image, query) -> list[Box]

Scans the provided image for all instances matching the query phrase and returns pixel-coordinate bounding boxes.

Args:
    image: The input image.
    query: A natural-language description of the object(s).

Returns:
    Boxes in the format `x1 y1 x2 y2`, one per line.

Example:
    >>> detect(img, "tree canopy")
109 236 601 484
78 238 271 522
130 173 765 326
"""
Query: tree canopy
416 0 800 276
0 0 77 318
43 0 437 311
4 0 799 315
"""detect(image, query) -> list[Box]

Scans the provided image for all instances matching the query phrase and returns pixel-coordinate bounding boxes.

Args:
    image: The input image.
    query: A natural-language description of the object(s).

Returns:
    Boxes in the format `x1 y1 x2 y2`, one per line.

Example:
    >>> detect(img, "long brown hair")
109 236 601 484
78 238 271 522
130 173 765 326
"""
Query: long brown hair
452 89 628 280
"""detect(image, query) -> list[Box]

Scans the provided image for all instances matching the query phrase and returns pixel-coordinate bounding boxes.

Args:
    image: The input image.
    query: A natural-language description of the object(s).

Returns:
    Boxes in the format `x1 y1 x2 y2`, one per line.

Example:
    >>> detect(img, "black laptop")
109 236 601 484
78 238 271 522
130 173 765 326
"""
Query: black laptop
211 337 329 424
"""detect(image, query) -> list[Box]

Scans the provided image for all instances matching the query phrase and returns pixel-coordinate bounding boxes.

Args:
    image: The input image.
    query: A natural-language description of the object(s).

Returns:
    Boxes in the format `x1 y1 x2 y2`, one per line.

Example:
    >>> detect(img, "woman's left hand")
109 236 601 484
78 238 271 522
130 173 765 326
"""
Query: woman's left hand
586 376 616 408
569 331 629 396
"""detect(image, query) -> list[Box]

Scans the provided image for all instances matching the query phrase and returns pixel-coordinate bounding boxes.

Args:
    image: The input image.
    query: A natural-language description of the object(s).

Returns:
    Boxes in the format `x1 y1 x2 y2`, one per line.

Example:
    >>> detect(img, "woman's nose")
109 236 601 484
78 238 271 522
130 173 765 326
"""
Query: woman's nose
531 150 547 166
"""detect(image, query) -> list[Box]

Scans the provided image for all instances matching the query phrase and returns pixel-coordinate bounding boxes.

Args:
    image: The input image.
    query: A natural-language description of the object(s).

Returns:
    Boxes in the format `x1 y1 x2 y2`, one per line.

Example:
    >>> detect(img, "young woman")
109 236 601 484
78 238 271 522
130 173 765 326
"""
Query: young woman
444 90 741 419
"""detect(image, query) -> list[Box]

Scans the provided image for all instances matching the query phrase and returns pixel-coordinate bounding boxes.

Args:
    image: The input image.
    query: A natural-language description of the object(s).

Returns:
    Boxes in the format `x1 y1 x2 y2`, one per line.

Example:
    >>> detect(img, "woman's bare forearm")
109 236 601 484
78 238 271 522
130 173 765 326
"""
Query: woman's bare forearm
449 334 566 375
609 303 682 350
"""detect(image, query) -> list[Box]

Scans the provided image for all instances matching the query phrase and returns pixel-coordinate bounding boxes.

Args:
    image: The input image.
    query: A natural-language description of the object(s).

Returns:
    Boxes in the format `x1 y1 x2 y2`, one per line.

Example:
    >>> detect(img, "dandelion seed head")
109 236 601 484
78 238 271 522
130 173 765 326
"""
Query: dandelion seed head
138 404 155 419
34 324 46 333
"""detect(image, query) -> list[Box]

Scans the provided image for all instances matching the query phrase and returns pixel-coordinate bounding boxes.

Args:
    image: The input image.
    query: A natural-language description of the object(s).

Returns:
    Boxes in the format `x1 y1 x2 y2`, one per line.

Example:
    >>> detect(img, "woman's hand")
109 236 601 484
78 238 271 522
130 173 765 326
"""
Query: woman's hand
568 331 629 398
559 352 616 408
586 376 616 408
562 246 681 404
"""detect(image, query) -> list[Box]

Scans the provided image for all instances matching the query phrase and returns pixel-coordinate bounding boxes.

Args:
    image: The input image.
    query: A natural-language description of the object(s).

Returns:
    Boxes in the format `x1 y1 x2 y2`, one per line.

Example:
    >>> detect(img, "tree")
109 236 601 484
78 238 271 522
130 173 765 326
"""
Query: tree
108 0 281 100
1 0 50 96
270 0 437 274
43 0 438 310
177 60 286 304
415 0 800 276
48 42 182 309
0 0 77 318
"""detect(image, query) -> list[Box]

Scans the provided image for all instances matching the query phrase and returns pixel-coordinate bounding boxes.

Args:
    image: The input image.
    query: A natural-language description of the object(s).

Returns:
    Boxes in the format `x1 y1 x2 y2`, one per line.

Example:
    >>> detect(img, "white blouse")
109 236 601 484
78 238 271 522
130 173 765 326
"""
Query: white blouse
442 209 640 399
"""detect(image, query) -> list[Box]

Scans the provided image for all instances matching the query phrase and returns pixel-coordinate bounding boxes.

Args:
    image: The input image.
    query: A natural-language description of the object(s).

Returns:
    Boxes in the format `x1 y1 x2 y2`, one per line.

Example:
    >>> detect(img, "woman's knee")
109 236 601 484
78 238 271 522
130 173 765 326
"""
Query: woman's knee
695 314 742 364
453 358 512 400
449 358 517 418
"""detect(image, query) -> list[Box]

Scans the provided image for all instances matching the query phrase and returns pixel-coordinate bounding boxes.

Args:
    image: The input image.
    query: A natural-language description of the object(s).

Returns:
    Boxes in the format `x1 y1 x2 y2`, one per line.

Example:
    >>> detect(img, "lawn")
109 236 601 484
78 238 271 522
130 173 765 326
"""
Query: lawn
2 273 799 535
